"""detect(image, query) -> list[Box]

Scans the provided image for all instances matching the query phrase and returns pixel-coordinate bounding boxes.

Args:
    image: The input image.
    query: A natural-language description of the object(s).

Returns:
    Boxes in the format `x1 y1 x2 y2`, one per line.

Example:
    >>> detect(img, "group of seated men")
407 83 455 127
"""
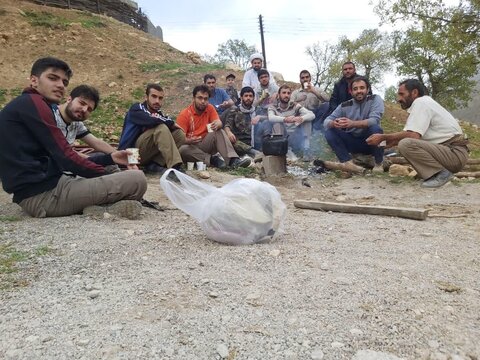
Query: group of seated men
0 56 470 218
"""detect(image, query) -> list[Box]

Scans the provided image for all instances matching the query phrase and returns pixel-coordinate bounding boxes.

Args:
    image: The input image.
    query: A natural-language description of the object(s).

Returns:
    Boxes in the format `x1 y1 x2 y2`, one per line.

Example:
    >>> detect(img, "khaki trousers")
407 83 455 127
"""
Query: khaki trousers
136 125 185 168
398 138 469 179
19 171 147 218
179 130 238 166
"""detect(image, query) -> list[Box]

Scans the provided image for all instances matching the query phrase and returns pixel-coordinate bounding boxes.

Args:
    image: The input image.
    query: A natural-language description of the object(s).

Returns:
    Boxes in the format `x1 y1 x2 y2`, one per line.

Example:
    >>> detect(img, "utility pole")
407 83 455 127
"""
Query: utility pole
258 15 267 69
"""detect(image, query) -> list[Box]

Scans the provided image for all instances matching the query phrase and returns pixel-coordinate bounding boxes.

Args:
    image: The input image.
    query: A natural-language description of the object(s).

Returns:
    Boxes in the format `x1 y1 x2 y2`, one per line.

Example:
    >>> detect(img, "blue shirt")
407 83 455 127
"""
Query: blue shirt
208 88 231 114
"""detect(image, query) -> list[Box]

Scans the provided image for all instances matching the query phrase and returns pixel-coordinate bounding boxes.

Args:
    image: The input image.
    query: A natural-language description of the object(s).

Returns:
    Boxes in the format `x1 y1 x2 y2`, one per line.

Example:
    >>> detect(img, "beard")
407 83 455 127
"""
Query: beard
65 103 85 122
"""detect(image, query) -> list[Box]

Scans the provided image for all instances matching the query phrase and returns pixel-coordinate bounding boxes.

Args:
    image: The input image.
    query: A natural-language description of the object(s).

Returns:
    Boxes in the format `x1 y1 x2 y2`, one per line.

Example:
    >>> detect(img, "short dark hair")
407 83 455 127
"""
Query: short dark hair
350 76 371 91
399 79 426 97
193 84 210 97
203 74 216 83
226 73 235 80
31 57 73 79
240 86 254 97
278 84 292 94
299 70 311 78
70 85 100 110
146 83 163 96
257 69 269 79
342 61 355 69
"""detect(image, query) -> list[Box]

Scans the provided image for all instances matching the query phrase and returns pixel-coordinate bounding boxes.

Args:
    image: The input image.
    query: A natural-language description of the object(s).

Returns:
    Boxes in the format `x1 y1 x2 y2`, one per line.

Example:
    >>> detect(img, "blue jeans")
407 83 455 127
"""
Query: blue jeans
324 124 384 164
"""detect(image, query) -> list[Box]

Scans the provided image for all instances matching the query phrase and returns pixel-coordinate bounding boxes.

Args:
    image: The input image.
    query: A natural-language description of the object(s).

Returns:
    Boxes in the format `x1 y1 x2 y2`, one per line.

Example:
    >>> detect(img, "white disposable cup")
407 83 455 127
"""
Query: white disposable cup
379 140 387 147
126 148 139 164
187 162 194 171
196 161 205 170
207 123 213 133
303 82 309 89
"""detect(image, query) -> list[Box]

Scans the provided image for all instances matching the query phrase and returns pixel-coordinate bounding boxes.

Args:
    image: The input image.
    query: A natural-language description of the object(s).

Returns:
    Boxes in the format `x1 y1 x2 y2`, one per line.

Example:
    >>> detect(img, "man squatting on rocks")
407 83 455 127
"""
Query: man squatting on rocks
323 76 385 174
118 83 185 175
175 84 251 169
0 57 147 217
267 84 315 155
367 79 469 188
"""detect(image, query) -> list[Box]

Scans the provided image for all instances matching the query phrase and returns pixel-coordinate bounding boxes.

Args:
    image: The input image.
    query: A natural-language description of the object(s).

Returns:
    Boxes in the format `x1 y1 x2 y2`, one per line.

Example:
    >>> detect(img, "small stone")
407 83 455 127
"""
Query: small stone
42 335 54 343
332 277 351 285
331 341 344 348
88 290 100 299
246 293 260 301
428 340 440 349
350 328 363 336
108 81 117 88
311 348 324 359
319 263 329 270
421 253 431 260
25 335 39 342
269 249 281 257
335 195 347 202
208 292 219 298
197 170 210 179
77 339 90 346
216 343 229 358
126 230 135 236
435 280 462 293
352 350 403 360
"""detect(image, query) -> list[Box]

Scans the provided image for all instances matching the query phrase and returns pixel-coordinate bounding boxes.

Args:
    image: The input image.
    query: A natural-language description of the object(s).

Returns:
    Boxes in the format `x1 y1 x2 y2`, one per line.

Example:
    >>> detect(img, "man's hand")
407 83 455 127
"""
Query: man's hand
333 117 353 129
366 134 386 146
210 119 223 131
226 129 236 143
251 115 262 125
284 116 296 123
185 136 202 145
294 116 304 126
111 150 139 167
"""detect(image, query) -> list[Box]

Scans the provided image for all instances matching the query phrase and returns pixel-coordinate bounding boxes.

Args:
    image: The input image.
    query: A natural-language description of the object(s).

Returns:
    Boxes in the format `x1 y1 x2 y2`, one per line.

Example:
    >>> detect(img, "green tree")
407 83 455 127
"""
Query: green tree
338 29 393 86
384 85 398 103
213 39 257 70
305 41 343 92
374 0 480 109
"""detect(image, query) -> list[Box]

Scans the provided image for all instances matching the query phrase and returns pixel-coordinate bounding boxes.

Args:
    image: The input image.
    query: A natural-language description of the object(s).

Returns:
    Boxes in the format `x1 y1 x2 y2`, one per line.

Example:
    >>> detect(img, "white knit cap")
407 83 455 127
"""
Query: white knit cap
249 53 264 62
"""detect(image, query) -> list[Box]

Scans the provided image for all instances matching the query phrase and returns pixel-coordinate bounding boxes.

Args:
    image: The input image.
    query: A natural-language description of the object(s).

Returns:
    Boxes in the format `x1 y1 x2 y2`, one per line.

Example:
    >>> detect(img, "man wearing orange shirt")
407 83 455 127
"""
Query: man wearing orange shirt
176 85 251 168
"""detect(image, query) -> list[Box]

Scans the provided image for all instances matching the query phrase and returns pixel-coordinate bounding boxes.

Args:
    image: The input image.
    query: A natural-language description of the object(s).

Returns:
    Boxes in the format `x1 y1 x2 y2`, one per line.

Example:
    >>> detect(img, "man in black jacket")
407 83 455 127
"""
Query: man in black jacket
0 57 147 217
118 83 185 174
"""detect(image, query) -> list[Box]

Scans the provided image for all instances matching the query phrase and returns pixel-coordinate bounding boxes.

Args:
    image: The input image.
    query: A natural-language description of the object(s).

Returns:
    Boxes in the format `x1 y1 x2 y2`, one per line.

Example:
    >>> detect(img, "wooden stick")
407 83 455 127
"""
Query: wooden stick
455 171 480 178
428 213 469 218
388 157 480 166
294 200 429 220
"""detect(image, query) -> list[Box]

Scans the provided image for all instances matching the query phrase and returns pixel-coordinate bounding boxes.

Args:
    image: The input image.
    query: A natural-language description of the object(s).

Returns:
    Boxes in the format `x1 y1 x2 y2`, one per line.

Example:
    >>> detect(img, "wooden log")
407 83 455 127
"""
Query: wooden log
294 200 429 220
263 155 287 176
455 171 480 178
313 159 366 174
388 157 480 166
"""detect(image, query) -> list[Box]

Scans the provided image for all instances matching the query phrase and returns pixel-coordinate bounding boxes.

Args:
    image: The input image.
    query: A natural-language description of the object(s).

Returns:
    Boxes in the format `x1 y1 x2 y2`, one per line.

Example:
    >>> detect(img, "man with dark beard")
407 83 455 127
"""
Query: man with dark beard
223 86 262 157
267 84 315 156
367 79 469 188
324 76 384 173
54 85 116 155
327 61 359 116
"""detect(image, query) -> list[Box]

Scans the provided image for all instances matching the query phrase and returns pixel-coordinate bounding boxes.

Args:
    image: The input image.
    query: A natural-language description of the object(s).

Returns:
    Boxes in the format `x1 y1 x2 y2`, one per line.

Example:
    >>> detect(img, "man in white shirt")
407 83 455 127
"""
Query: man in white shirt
367 79 469 188
242 53 277 90
54 85 115 155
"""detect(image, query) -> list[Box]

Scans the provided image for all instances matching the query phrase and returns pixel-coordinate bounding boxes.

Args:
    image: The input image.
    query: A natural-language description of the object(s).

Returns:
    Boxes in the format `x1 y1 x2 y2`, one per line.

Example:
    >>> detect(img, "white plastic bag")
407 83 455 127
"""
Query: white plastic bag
160 169 286 245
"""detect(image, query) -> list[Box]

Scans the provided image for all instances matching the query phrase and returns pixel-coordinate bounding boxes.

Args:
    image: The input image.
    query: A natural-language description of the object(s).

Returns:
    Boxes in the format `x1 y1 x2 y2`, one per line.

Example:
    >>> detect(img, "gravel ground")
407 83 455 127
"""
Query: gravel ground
0 171 479 360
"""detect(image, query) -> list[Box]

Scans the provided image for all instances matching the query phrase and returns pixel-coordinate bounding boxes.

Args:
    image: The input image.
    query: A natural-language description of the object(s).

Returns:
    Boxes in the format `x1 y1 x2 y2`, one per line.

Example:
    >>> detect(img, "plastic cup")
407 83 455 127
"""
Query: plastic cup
196 161 205 170
126 148 139 164
207 123 213 133
187 162 194 171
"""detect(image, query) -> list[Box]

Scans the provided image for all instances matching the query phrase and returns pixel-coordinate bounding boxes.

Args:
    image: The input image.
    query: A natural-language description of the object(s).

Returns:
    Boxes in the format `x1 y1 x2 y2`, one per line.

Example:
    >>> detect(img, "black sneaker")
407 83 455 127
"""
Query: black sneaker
230 157 251 168
144 162 166 175
210 155 226 169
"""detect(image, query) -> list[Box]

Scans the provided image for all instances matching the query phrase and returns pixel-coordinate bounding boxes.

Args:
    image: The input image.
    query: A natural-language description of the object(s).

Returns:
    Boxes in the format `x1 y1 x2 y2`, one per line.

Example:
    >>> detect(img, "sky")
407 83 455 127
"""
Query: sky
134 0 394 92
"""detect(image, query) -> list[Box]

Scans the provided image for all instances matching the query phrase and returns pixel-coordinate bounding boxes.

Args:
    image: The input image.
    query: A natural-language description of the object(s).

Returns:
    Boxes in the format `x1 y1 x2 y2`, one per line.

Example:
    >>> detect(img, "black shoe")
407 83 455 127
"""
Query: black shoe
210 155 226 169
229 157 251 168
144 162 166 175
172 164 185 173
